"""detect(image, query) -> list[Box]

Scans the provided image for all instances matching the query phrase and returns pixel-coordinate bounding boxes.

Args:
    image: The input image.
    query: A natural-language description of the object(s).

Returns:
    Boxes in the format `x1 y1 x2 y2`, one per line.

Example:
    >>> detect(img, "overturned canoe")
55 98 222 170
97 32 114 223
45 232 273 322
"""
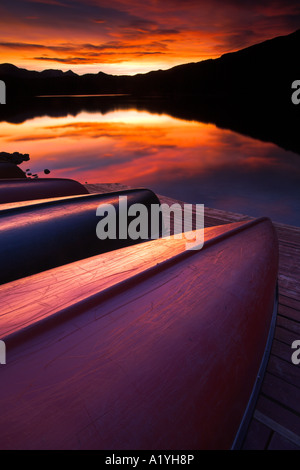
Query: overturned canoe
0 177 89 203
0 188 162 285
0 217 278 450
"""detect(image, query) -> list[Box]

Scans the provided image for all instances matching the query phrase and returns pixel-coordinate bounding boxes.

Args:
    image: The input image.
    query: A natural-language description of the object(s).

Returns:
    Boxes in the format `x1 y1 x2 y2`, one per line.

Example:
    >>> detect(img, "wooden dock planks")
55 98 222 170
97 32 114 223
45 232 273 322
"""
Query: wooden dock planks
85 183 300 450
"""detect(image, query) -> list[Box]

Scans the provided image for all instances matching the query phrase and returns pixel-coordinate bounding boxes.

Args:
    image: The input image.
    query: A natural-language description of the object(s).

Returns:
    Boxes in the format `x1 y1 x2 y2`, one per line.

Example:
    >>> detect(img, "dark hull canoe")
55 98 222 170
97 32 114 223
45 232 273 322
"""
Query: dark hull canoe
0 217 278 450
0 188 162 285
0 177 89 203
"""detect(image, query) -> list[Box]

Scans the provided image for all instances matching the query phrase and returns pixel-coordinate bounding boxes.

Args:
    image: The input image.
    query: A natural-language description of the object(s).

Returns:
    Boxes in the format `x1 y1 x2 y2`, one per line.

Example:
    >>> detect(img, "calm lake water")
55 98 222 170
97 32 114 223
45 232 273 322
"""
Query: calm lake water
1 103 300 226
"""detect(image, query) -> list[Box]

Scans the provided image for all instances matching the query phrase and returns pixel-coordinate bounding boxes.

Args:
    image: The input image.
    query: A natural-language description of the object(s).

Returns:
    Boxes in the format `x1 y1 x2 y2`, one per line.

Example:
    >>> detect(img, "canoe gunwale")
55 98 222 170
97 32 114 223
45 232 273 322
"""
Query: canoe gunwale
0 187 157 217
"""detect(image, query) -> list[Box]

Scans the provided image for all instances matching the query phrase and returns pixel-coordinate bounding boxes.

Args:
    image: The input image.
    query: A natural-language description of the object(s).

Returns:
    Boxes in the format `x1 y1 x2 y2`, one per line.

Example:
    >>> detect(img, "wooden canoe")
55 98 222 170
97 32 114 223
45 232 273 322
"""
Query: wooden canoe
0 216 278 450
0 177 89 203
0 188 162 285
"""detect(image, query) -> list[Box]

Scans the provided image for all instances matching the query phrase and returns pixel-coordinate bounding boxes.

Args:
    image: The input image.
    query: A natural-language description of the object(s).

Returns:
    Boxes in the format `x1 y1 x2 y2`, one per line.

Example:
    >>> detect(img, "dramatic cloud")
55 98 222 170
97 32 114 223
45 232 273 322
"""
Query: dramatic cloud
0 0 299 74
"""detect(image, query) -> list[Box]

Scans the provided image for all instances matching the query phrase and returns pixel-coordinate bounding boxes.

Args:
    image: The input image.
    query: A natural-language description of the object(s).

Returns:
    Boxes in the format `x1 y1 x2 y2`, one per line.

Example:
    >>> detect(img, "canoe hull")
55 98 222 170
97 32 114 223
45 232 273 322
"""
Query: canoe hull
0 177 89 203
0 217 278 450
0 188 162 284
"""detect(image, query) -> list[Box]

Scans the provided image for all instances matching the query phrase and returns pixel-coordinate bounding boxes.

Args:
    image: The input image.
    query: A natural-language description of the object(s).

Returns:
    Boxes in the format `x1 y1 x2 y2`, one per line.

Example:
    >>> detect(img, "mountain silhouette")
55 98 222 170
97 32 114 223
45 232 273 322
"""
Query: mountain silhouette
0 29 299 154
1 28 299 99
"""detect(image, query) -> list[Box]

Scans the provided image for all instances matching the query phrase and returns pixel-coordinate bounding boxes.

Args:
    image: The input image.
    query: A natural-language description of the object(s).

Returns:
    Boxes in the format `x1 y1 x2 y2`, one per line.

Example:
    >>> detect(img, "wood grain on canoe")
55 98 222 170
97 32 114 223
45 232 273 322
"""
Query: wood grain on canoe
0 221 245 340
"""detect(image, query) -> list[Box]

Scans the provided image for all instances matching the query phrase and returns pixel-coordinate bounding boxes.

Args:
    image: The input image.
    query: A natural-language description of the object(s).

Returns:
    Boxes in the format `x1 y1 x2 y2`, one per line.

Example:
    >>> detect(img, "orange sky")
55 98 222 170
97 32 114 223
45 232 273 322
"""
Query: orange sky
0 0 300 74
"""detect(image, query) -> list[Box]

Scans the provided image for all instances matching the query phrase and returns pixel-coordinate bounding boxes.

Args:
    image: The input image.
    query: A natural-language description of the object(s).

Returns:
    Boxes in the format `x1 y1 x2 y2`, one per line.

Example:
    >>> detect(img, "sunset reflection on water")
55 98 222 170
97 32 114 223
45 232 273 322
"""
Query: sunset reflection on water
1 108 300 226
